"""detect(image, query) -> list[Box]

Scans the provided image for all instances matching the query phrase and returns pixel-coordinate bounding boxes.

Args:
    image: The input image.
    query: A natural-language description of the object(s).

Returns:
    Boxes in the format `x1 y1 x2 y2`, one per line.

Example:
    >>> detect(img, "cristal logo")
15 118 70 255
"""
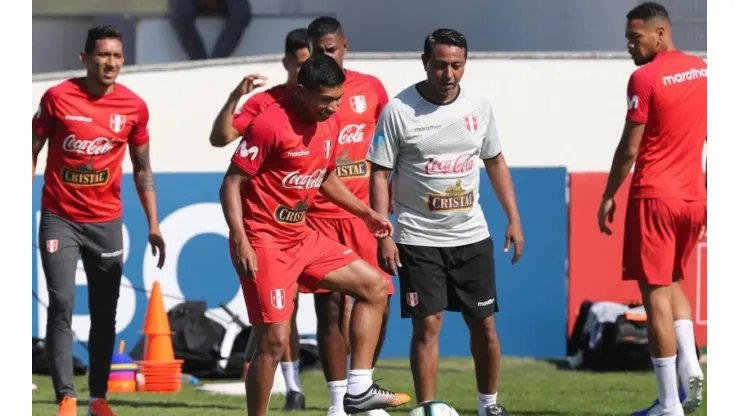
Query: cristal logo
338 124 366 145
62 134 115 156
425 153 476 175
282 169 327 190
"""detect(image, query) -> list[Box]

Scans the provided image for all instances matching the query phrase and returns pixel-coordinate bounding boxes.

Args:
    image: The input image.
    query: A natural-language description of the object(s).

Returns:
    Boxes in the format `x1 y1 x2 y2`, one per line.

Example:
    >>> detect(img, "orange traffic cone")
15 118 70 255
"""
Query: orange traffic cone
137 280 183 393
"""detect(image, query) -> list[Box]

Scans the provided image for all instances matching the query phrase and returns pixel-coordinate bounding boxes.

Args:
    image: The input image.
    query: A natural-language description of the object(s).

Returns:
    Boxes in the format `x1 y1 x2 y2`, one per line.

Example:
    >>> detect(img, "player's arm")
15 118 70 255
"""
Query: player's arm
220 164 252 244
367 108 399 218
32 134 47 182
320 171 374 218
209 74 266 147
32 91 55 182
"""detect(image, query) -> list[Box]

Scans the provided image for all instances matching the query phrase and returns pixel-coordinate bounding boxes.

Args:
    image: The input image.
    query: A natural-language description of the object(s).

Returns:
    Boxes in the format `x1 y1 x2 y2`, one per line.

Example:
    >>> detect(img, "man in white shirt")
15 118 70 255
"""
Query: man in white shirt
367 28 524 416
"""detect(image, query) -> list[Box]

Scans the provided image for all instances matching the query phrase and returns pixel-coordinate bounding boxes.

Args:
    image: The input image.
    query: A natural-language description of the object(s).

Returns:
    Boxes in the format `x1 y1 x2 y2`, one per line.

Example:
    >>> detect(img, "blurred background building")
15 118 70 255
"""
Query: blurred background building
32 0 706 73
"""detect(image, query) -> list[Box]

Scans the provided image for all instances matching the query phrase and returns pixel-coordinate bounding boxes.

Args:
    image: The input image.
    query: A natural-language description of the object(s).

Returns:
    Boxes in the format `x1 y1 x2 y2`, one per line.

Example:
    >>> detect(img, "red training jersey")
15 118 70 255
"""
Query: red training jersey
232 84 291 135
230 98 340 248
308 69 389 218
32 78 150 223
625 51 707 200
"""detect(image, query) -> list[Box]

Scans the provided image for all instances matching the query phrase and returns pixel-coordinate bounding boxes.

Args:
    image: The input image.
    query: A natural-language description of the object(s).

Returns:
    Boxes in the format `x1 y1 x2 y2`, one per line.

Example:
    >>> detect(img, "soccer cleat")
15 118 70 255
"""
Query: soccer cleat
362 409 391 416
343 383 411 414
57 397 77 416
681 374 703 413
87 399 118 416
484 404 508 415
328 406 348 416
282 391 306 412
631 400 685 416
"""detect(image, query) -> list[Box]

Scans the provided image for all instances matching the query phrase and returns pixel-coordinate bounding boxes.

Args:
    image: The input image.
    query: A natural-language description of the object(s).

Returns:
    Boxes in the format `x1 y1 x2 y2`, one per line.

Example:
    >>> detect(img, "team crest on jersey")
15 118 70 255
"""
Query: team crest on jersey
463 115 479 133
270 289 286 310
324 140 333 159
109 114 127 133
406 292 419 307
46 239 59 253
349 95 367 114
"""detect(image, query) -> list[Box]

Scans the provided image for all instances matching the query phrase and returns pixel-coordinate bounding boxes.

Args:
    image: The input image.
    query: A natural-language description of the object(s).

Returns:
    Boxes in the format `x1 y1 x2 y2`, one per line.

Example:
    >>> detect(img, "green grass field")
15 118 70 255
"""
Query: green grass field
32 357 707 415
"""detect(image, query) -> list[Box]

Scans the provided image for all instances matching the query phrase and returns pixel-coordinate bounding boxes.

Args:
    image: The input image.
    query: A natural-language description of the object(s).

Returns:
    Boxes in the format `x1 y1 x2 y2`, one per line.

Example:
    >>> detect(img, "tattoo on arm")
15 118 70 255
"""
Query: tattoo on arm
134 146 155 192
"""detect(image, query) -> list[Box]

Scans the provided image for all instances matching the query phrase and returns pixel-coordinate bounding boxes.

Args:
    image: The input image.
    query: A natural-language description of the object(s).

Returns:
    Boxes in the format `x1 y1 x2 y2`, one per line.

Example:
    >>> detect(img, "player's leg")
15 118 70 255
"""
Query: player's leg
38 211 83 412
672 200 706 413
449 237 506 416
396 243 448 404
300 231 410 413
624 199 683 415
280 288 305 411
235 242 302 416
79 218 124 416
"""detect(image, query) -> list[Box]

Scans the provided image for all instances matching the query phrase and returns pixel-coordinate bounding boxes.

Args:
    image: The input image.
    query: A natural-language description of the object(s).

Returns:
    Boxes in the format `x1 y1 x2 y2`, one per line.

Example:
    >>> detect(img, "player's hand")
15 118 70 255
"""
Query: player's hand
148 229 166 269
363 210 394 239
231 74 268 98
378 237 401 275
234 238 258 280
504 220 524 265
598 198 617 235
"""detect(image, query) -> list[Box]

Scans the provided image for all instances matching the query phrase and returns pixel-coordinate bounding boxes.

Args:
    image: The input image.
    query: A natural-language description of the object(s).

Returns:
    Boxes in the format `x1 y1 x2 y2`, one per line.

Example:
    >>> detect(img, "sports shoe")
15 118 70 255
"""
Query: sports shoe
362 409 391 416
631 400 684 416
681 374 703 413
87 399 118 416
328 406 348 416
57 397 77 416
484 404 508 415
343 383 411 414
282 391 306 412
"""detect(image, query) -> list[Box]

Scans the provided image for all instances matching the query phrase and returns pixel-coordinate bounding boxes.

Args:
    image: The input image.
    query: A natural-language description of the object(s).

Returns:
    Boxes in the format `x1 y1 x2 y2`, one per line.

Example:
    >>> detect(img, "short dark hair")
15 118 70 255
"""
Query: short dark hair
626 2 671 23
307 16 342 39
423 28 468 59
84 25 123 54
297 54 345 91
285 28 309 57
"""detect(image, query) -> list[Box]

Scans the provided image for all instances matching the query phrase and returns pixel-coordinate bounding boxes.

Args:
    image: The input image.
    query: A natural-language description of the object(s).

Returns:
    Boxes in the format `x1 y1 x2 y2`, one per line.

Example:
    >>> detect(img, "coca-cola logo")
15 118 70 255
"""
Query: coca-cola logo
425 153 477 175
62 135 115 156
282 169 327 190
338 123 366 145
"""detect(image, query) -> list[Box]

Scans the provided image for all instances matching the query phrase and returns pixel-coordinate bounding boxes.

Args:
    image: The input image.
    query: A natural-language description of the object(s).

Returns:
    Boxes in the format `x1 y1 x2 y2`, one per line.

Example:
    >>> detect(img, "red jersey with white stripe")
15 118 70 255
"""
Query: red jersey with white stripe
308 69 389 218
232 84 291 134
32 78 150 223
231 98 340 248
625 51 707 200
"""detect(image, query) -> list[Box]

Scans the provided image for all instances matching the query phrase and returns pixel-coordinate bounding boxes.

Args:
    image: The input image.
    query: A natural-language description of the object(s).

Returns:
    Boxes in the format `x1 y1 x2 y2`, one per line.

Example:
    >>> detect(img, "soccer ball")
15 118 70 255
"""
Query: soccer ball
408 401 460 416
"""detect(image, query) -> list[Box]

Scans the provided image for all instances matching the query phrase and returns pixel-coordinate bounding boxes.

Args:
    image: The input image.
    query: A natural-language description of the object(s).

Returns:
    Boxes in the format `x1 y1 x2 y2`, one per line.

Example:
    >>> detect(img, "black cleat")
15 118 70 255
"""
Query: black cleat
485 404 508 415
343 383 411 414
281 391 306 412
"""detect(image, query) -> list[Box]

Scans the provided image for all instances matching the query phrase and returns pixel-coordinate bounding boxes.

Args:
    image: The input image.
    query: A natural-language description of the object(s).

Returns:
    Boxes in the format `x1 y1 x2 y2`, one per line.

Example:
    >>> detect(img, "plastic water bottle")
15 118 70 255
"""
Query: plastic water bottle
181 374 200 385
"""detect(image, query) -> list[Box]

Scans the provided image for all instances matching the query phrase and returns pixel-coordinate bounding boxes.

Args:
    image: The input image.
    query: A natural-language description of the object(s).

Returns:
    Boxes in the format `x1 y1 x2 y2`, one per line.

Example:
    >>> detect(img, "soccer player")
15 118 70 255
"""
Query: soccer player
219 54 410 416
304 16 393 416
597 3 706 416
209 27 310 412
209 28 310 148
31 25 166 416
368 29 523 416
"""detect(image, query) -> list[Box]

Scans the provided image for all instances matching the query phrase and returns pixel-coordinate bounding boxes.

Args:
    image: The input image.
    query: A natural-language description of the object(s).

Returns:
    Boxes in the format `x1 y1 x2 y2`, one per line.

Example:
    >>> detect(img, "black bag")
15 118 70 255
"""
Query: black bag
32 337 88 376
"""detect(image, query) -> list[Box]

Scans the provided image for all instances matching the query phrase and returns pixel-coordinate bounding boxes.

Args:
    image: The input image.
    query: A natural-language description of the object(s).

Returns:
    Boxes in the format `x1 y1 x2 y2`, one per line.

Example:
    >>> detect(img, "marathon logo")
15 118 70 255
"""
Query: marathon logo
274 199 309 224
61 160 109 187
427 180 474 212
334 149 369 179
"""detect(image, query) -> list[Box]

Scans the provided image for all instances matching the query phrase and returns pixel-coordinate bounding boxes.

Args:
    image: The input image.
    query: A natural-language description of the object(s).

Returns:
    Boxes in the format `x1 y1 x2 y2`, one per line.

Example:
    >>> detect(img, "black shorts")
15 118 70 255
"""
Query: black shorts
397 237 498 319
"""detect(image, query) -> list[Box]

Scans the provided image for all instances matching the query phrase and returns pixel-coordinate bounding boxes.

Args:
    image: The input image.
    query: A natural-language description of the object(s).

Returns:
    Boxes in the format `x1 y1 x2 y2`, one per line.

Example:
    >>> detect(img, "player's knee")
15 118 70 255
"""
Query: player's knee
258 326 290 361
368 271 388 304
412 314 443 342
48 292 75 315
478 316 499 343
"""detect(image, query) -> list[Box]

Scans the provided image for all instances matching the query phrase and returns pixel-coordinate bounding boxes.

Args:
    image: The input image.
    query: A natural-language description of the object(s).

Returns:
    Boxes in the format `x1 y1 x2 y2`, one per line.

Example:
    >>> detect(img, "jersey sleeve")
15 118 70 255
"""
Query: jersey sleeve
232 94 265 135
367 105 401 169
32 90 56 139
480 101 502 159
374 78 390 121
130 100 151 146
230 119 276 176
625 69 654 124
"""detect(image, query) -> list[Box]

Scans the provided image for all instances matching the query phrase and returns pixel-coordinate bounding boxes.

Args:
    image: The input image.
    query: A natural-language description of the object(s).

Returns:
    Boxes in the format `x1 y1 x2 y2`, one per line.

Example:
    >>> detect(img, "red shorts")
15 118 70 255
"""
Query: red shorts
622 198 705 286
299 216 395 295
232 229 359 324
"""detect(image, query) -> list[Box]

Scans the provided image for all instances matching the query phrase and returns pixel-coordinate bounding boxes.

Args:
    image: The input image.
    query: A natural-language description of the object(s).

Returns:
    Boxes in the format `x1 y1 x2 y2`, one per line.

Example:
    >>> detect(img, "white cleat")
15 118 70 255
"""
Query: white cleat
682 374 704 414
328 406 348 416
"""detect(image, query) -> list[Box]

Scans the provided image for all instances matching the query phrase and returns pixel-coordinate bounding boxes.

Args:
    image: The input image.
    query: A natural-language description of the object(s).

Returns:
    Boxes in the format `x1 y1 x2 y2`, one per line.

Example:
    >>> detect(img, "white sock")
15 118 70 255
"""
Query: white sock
328 379 348 408
347 369 373 395
280 361 302 393
652 356 680 409
478 392 498 416
674 320 703 391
